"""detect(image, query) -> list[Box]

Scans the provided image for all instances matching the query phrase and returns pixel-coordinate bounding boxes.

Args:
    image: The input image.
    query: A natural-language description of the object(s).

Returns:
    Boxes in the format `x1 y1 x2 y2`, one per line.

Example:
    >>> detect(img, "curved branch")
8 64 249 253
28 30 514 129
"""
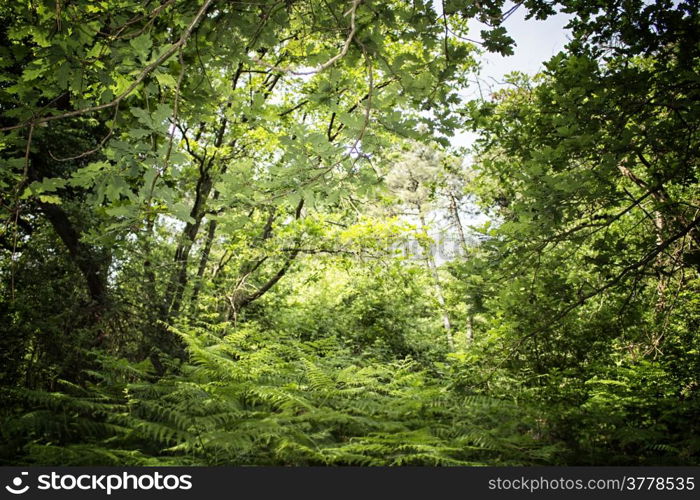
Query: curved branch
252 0 362 76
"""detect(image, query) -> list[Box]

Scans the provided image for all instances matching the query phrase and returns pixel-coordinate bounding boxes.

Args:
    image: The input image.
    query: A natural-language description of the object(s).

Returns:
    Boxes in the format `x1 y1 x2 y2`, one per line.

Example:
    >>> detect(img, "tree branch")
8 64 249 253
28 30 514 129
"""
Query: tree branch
1 0 216 132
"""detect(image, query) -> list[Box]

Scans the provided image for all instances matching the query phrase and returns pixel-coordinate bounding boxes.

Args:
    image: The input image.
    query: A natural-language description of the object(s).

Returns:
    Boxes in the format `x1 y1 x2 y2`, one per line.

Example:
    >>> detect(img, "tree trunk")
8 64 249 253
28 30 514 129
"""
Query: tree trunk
466 313 474 346
418 211 454 350
38 202 108 306
448 191 468 251
189 215 218 311
163 160 214 315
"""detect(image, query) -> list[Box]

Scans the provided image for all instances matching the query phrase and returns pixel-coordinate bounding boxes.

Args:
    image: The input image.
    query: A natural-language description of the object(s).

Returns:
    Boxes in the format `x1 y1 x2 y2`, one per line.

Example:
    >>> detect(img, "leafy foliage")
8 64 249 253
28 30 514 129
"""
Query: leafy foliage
1 0 698 466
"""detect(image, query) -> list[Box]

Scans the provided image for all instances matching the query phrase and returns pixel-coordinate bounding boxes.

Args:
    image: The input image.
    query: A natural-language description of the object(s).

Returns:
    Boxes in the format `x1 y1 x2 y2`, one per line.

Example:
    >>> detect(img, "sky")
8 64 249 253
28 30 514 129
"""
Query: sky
424 4 574 259
451 3 573 150
469 4 573 85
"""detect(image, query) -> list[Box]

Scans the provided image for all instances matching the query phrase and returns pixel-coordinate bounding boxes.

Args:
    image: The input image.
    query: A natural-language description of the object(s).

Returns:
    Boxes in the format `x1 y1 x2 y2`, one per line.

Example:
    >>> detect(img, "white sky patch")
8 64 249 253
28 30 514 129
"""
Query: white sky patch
416 2 574 260
451 3 573 151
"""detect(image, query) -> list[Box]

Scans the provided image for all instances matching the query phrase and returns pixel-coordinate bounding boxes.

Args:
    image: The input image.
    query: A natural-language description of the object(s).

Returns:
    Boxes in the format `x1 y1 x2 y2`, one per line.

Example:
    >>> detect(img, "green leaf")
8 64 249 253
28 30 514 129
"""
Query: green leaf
69 162 107 188
170 203 195 224
155 72 178 88
38 194 62 204
129 34 153 59
152 103 172 126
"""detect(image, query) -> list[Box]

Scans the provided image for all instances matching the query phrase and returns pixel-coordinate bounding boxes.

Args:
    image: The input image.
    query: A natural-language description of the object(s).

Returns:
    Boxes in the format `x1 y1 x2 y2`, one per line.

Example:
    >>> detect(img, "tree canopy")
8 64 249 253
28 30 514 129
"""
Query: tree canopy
1 0 698 466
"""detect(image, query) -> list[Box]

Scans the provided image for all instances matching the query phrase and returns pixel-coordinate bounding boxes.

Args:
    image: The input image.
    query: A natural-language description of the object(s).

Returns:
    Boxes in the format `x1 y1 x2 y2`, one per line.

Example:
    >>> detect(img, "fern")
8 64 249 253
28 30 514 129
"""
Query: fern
2 321 561 466
107 323 557 465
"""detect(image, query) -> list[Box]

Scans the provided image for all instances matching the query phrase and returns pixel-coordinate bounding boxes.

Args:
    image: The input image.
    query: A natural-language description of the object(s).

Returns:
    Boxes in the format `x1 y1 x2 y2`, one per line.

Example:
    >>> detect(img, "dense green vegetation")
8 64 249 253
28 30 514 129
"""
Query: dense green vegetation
1 0 698 466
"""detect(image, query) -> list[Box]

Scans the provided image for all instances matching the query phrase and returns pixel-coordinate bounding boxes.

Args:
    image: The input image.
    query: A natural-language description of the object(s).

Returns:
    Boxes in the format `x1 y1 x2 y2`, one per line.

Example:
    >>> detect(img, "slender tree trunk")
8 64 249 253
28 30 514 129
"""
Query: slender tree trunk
39 202 108 305
466 313 474 346
418 210 454 350
189 216 218 311
653 210 668 313
448 191 468 251
163 161 214 315
448 191 476 347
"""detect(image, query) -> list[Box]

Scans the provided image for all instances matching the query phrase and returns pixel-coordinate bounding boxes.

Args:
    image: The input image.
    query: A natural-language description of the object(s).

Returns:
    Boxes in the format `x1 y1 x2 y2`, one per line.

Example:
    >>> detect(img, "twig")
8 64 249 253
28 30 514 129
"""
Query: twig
163 48 187 173
49 106 120 161
251 0 361 76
